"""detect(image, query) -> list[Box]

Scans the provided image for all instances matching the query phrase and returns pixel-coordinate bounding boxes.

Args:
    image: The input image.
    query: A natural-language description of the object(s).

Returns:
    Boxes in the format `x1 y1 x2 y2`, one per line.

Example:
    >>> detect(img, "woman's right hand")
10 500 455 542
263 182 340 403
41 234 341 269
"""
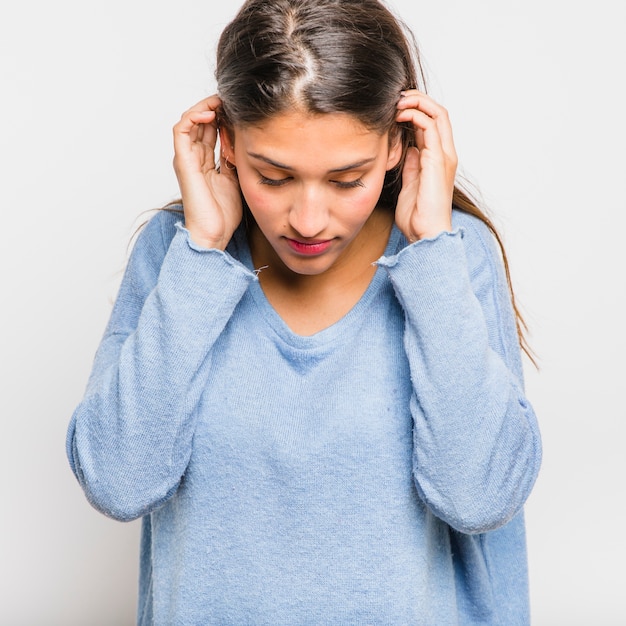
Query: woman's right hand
173 95 242 250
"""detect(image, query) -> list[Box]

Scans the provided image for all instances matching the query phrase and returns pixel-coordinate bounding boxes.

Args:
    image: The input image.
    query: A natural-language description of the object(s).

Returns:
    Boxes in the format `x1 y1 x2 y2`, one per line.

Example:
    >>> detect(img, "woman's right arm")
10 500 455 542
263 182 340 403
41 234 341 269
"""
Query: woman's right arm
67 213 255 521
67 96 251 521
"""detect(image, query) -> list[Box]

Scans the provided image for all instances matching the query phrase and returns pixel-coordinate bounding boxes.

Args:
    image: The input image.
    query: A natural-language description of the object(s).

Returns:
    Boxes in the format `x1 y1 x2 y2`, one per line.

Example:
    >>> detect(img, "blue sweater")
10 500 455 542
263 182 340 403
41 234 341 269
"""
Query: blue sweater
67 208 541 625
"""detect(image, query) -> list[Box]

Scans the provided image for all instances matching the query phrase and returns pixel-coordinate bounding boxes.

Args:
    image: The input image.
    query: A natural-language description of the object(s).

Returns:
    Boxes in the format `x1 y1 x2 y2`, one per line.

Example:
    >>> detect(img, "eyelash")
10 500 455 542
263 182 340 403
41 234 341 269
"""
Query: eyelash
334 178 365 189
258 175 365 189
258 175 290 187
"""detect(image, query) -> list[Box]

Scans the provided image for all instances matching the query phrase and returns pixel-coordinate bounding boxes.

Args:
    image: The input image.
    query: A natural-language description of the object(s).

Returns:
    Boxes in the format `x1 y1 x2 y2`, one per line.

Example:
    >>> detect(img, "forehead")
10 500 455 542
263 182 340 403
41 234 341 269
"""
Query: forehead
233 111 388 168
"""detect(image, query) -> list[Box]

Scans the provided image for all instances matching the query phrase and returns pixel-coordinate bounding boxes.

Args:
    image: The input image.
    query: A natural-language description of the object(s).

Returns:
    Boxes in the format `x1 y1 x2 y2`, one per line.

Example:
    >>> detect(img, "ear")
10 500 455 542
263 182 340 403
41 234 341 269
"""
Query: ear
219 126 236 165
385 128 403 171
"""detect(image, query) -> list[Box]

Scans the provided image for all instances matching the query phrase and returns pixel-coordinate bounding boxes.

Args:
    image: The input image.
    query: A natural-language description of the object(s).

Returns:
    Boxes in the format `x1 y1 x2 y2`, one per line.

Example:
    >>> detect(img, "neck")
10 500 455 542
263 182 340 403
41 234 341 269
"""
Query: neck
249 208 393 291
247 209 394 335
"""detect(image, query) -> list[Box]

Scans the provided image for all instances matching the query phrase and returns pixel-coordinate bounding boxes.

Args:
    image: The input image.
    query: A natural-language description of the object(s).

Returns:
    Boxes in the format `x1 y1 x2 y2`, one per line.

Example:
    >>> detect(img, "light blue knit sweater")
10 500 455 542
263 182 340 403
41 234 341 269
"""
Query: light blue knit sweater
67 208 541 625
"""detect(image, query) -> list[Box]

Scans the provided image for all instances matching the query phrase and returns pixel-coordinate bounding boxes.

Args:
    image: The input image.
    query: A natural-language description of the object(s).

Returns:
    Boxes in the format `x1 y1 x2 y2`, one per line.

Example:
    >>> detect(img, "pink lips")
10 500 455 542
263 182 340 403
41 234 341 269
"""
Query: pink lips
285 237 334 256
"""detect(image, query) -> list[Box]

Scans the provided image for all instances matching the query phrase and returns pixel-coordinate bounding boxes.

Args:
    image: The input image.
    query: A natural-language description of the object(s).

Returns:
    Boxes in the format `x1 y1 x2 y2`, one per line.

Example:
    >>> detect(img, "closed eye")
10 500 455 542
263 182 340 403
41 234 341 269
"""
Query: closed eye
258 174 365 189
258 175 291 187
332 177 365 189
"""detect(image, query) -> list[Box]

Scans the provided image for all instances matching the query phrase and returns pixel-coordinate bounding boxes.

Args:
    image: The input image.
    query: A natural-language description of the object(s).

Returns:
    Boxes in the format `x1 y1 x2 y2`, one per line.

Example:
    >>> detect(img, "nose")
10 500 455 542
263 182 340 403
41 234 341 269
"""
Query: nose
288 184 330 238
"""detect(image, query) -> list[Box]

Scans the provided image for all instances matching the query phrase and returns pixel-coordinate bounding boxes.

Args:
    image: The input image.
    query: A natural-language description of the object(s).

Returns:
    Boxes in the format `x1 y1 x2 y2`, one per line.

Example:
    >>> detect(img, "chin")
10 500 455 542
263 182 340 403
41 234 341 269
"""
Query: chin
280 256 337 277
269 244 344 276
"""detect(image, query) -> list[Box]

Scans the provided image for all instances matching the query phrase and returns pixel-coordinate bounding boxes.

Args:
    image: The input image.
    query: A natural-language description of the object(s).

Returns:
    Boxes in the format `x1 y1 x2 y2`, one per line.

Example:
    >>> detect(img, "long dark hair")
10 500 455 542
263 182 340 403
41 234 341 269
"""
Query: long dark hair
217 0 422 208
214 0 533 361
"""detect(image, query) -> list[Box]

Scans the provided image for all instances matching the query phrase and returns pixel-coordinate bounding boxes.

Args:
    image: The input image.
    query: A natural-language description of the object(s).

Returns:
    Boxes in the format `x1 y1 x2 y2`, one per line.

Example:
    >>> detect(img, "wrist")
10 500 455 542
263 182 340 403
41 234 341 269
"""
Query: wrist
185 223 230 251
403 220 453 243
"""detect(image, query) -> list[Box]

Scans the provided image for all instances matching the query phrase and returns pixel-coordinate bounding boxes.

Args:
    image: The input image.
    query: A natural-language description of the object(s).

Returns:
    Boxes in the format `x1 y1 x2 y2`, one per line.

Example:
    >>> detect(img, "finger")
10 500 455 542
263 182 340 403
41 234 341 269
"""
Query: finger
396 88 427 103
175 109 217 138
183 94 223 115
397 91 442 115
396 108 444 156
174 110 218 158
174 93 222 141
397 92 456 161
414 127 425 152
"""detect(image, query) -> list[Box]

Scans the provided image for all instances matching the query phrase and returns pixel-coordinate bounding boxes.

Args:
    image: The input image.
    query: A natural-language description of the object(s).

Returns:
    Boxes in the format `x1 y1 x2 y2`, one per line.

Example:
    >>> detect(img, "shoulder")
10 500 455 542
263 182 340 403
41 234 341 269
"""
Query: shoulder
134 205 249 266
450 210 511 306
452 210 522 371
116 206 184 303
391 210 506 287
451 210 503 274
135 205 183 253
126 206 183 273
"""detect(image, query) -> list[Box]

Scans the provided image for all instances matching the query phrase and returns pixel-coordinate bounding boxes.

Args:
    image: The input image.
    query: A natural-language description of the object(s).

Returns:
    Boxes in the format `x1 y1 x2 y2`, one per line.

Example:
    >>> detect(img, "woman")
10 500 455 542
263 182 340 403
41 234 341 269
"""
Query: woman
67 0 542 623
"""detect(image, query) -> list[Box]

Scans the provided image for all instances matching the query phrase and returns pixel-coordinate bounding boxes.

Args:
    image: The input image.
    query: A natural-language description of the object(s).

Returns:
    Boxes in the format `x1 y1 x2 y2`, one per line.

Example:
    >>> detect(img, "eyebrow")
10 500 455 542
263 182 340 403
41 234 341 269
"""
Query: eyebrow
247 152 377 173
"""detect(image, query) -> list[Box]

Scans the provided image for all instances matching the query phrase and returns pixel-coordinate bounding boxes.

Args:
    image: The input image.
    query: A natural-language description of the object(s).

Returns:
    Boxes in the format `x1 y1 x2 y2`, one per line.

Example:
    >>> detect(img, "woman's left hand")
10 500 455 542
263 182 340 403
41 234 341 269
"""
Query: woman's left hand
394 90 457 242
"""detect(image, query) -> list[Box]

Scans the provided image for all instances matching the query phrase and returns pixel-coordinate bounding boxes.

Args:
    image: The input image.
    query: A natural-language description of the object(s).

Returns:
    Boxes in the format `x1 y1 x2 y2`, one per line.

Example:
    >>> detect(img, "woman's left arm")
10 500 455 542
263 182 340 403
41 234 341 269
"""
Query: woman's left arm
380 218 541 535
380 92 542 534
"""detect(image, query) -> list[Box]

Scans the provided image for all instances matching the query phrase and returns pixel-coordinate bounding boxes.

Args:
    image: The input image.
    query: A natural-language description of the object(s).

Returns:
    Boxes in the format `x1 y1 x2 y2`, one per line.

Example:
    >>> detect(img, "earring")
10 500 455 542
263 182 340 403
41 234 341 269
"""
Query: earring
221 151 236 170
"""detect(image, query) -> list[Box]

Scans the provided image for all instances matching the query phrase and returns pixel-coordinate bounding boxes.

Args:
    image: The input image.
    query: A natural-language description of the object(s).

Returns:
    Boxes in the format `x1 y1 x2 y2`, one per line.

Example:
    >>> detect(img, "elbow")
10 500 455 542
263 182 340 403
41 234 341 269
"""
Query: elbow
415 442 542 535
436 498 521 535
68 430 178 522
415 394 543 534
84 486 170 522
76 463 178 522
421 487 527 535
85 490 151 523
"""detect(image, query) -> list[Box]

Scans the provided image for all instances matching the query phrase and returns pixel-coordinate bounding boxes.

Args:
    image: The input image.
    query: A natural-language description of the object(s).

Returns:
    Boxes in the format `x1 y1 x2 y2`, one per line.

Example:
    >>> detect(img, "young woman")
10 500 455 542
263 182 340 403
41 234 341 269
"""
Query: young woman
67 0 542 623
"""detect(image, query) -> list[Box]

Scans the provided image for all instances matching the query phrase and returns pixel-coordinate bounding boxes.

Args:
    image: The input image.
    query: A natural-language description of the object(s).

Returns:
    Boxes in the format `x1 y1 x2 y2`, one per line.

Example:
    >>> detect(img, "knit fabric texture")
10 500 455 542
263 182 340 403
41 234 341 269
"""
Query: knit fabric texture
67 208 541 625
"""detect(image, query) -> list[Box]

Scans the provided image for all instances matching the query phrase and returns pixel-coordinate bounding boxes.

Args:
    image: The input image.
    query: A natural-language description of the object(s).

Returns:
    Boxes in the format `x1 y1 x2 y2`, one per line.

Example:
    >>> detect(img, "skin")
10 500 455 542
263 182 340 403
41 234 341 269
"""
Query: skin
172 91 457 334
226 112 402 274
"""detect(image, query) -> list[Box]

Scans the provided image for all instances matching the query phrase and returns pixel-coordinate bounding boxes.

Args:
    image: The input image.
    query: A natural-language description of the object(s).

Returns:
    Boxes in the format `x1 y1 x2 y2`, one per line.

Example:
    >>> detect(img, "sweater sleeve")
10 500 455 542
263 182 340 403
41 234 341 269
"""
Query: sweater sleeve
66 212 256 521
377 214 541 534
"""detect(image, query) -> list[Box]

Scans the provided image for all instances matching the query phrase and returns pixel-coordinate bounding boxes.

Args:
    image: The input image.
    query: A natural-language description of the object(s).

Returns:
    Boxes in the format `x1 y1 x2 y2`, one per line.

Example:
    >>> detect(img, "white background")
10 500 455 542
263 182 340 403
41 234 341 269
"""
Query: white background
1 1 624 624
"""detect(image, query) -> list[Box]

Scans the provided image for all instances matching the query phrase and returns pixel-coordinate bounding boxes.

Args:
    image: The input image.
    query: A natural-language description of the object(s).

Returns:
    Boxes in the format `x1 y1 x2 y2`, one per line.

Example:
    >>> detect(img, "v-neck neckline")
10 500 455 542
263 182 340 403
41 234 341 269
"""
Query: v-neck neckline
232 224 402 350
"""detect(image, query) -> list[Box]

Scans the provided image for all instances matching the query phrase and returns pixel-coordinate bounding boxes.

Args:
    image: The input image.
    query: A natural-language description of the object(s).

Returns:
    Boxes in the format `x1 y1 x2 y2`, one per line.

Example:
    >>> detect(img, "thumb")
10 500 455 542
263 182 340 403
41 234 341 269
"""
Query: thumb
402 147 420 188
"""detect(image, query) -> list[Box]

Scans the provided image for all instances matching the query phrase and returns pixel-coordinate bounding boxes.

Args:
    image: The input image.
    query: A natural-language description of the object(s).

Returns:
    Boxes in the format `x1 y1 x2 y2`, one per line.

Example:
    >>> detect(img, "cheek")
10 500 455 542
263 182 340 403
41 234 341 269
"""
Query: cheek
346 193 379 225
346 174 388 223
237 173 280 223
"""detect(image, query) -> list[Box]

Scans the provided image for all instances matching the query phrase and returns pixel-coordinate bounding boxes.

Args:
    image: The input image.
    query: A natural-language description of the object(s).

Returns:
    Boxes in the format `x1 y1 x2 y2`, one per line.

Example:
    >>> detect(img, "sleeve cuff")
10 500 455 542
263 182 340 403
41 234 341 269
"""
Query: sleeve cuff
376 228 464 269
173 222 258 281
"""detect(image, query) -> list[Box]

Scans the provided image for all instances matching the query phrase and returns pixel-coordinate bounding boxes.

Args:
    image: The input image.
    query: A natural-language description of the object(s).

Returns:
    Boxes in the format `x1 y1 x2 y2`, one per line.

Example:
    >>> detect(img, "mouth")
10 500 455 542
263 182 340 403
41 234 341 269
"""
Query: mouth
285 237 334 256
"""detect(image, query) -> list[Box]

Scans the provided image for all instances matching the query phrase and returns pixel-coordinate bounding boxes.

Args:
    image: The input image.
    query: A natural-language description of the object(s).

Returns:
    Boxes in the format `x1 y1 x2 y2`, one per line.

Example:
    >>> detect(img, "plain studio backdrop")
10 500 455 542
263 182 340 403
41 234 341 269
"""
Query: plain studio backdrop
1 1 624 624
